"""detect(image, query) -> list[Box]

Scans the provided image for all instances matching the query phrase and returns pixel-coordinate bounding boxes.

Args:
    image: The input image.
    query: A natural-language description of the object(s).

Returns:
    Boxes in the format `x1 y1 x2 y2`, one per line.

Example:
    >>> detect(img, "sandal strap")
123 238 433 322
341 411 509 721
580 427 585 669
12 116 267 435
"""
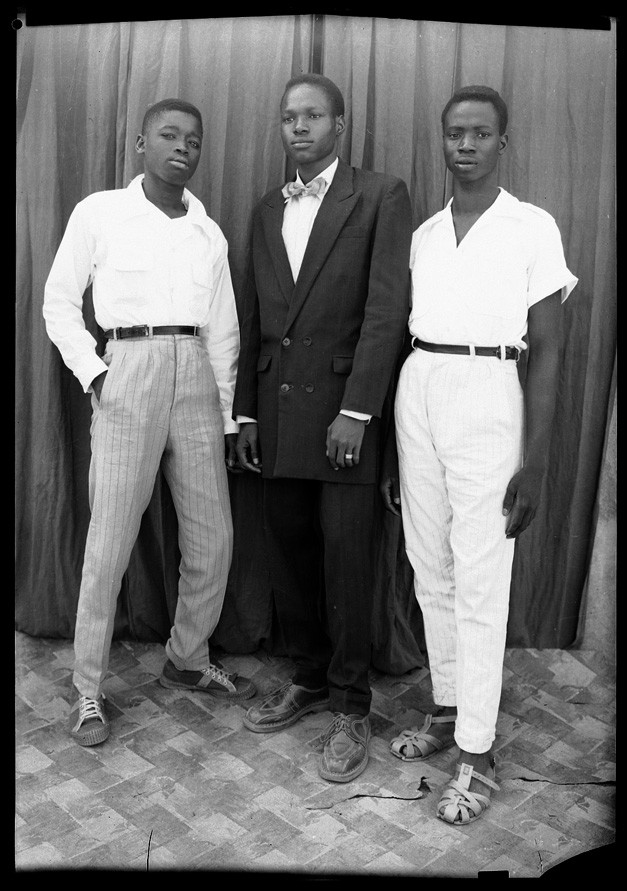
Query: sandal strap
400 729 441 747
390 712 457 759
443 777 492 810
437 760 498 825
454 760 500 793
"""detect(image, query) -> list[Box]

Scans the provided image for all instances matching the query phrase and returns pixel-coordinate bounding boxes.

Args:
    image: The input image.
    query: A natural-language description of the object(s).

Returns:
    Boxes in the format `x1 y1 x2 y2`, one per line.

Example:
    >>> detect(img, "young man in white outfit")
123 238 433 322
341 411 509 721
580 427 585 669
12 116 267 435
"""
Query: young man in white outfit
381 85 577 824
43 98 256 747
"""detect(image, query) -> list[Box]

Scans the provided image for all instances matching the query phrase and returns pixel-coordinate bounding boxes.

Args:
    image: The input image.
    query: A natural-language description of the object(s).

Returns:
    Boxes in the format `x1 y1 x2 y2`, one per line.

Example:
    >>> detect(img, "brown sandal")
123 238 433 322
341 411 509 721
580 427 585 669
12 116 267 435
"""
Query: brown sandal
437 759 499 825
389 713 456 761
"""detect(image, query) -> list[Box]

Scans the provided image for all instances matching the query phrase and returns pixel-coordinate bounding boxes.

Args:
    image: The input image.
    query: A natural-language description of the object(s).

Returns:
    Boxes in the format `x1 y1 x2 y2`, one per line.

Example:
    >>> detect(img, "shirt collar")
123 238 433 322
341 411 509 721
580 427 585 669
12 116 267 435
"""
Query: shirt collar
440 187 525 225
120 174 207 228
294 157 339 191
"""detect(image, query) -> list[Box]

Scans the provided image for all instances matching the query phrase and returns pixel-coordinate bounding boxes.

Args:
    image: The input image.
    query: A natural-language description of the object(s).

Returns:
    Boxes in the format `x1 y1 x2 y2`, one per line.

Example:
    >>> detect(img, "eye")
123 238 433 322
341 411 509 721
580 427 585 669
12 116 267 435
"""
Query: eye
189 140 200 149
282 117 293 124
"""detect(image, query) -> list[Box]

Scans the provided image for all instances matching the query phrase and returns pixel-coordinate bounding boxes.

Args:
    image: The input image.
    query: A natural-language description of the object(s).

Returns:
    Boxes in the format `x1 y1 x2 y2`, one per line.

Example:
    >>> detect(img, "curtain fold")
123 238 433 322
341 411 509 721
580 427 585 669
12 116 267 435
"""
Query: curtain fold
15 17 615 671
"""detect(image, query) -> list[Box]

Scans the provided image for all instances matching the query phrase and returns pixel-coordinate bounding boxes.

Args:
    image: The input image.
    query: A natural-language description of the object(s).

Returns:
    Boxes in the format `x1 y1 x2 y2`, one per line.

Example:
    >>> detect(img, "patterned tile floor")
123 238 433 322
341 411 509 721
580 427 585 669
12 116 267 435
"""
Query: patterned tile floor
15 631 615 877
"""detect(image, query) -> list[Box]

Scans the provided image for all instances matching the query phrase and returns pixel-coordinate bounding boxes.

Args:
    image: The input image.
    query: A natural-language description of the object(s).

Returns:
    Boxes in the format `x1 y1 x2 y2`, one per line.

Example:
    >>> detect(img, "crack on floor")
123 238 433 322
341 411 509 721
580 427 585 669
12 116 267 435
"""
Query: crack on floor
514 776 615 787
306 784 426 810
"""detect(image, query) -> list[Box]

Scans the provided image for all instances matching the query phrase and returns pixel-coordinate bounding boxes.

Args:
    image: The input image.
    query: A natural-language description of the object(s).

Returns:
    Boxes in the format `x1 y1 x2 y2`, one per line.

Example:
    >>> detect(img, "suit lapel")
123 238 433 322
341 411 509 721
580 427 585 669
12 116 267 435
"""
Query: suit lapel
260 190 294 306
285 161 359 331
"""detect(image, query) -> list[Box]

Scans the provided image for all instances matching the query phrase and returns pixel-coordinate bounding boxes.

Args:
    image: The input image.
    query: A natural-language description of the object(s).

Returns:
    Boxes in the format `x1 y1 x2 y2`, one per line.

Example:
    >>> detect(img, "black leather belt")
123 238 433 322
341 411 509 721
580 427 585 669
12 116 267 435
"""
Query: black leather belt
413 338 519 361
104 325 199 340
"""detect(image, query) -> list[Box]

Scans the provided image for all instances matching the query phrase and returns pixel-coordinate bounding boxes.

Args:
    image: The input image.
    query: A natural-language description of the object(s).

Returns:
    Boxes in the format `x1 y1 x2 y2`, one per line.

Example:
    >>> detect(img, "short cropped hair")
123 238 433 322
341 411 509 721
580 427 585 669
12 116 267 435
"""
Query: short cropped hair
281 73 345 117
141 99 203 136
441 85 508 135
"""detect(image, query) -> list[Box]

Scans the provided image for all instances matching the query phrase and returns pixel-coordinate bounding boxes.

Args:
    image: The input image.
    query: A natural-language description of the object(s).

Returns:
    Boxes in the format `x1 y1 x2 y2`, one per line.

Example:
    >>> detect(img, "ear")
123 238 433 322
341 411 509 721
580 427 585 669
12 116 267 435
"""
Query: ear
335 115 345 136
498 133 509 155
135 134 146 155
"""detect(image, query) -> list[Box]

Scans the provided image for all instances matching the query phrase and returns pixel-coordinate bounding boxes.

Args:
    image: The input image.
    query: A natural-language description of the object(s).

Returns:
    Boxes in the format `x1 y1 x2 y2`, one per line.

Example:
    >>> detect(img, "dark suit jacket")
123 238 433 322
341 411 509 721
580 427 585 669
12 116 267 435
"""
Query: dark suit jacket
233 158 412 484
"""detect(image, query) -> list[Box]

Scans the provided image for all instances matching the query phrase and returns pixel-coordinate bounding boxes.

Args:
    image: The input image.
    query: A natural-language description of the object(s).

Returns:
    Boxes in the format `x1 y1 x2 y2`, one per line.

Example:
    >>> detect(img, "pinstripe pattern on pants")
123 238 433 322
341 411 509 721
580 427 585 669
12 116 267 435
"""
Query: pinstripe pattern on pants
395 348 524 753
74 335 233 698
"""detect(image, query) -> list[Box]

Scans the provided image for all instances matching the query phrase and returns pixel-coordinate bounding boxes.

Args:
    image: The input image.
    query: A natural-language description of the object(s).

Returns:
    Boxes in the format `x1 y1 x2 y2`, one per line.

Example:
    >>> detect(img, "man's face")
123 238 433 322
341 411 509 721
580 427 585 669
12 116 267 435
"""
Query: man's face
442 100 507 183
136 109 203 186
280 84 344 173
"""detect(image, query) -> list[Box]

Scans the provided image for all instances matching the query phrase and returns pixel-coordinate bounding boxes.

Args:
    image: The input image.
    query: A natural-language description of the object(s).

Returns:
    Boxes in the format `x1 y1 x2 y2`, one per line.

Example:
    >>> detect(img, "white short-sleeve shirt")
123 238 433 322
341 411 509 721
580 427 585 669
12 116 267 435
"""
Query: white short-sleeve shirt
408 188 578 350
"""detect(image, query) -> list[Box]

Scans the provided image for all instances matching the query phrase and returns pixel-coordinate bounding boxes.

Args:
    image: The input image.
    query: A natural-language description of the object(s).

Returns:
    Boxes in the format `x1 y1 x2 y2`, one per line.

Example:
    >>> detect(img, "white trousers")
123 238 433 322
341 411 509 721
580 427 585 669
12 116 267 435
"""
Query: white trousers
73 335 233 698
395 348 524 752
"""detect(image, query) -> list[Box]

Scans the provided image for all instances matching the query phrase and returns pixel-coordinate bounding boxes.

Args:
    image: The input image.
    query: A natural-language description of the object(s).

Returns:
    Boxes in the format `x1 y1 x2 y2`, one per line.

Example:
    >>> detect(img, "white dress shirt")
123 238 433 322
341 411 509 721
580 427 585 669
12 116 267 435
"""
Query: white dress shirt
43 174 240 434
237 158 370 425
409 188 578 349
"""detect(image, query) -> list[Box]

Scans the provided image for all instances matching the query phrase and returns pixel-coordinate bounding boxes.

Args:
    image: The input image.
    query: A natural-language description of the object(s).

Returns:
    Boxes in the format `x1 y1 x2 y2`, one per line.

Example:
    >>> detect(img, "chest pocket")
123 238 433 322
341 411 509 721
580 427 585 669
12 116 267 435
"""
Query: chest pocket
106 244 154 306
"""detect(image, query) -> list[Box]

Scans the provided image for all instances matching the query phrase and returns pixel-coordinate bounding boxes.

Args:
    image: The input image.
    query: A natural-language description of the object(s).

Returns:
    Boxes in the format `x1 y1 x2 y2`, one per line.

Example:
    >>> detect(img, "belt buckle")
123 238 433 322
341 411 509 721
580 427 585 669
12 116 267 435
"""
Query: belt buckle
131 324 152 338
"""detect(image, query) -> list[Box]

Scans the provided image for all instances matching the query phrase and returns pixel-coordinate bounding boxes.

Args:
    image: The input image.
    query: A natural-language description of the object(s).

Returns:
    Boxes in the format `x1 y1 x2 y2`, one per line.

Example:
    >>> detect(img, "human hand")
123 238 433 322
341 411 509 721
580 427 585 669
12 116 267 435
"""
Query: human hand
224 433 242 473
236 423 262 473
380 474 401 517
325 414 366 470
502 464 545 538
91 371 107 401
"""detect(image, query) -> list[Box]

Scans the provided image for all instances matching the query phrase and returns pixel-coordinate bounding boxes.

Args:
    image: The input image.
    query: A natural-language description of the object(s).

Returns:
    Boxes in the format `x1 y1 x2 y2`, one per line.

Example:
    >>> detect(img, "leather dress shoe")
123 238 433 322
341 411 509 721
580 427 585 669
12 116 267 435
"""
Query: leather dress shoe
319 713 371 782
243 681 329 733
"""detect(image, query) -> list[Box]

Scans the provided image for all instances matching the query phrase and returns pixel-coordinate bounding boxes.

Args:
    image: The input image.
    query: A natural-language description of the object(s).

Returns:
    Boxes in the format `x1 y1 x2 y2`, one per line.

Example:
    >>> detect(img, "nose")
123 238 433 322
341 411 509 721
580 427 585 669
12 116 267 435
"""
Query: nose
174 139 189 155
458 133 475 151
293 115 309 133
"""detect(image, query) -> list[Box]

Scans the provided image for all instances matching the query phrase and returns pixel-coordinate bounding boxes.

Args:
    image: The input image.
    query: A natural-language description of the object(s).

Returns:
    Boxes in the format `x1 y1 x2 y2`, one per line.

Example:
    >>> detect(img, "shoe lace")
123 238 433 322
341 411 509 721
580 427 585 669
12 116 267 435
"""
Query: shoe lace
78 695 105 724
202 663 234 685
320 713 354 744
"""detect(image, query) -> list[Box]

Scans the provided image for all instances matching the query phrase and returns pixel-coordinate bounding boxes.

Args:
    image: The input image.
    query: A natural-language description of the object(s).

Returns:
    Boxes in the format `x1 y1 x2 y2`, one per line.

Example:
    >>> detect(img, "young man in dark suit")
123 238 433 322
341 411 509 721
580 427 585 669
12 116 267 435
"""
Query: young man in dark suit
234 73 412 782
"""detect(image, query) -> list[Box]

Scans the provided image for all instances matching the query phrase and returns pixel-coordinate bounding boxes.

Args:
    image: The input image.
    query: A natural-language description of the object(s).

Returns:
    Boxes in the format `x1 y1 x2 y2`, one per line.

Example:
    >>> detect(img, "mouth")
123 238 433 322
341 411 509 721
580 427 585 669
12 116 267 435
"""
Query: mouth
168 158 189 168
291 141 314 149
455 159 476 167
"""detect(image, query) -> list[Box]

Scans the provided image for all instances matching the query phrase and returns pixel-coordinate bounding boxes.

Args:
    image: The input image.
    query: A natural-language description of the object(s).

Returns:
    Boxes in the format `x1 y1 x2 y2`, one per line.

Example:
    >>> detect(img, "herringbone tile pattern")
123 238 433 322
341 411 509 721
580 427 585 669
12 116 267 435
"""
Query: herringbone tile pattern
15 632 615 877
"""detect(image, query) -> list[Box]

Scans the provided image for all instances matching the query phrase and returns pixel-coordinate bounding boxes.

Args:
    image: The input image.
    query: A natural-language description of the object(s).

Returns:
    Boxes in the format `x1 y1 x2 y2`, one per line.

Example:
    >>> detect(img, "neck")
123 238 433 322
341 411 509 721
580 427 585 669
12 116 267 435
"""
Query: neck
141 174 187 217
452 179 500 215
297 152 337 185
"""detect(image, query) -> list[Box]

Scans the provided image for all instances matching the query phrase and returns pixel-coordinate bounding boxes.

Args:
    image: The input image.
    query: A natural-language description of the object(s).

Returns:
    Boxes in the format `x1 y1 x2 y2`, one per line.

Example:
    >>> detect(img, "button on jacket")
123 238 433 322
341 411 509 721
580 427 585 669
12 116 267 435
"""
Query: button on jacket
233 158 412 483
43 174 239 434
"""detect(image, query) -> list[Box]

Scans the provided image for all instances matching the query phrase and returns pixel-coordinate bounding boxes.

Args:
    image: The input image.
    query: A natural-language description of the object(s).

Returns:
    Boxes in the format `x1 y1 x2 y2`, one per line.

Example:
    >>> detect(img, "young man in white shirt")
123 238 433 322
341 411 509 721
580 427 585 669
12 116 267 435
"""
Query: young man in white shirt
44 98 256 747
381 85 577 824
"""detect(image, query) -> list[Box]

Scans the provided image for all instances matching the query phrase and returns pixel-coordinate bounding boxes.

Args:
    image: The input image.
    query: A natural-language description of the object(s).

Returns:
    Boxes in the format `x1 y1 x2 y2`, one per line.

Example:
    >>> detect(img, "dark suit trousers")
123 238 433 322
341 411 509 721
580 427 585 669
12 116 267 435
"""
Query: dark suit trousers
262 477 376 716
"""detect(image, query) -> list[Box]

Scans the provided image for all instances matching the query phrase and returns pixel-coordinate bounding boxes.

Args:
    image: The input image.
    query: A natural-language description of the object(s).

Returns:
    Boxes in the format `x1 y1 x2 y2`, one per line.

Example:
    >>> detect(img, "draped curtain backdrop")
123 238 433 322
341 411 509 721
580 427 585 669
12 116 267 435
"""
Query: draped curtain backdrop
15 16 616 674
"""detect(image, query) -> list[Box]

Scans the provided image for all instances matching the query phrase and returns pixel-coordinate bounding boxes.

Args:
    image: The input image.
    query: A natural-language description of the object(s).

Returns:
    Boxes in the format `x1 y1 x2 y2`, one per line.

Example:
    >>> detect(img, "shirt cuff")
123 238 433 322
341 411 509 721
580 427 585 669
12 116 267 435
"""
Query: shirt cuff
223 414 239 436
236 416 258 424
79 355 110 394
341 410 372 424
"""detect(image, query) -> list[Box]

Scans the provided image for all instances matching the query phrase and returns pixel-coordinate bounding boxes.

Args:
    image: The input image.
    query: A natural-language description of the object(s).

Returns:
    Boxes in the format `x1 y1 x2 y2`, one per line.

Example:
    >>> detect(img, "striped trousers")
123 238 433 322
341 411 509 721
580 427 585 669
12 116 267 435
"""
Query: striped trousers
395 348 524 753
73 335 233 699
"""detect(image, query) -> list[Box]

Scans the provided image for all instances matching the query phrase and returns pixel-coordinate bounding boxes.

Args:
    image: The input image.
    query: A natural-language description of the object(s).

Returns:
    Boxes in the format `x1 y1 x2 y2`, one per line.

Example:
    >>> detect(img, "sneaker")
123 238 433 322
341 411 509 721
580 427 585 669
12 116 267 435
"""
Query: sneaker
68 694 110 747
243 681 330 733
318 713 371 782
159 658 256 700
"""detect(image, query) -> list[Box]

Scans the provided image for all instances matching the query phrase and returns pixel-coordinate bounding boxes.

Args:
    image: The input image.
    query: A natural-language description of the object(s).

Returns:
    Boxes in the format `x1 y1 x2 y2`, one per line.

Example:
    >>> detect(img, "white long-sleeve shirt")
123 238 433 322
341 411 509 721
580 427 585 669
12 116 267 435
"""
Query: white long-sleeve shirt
43 174 239 434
